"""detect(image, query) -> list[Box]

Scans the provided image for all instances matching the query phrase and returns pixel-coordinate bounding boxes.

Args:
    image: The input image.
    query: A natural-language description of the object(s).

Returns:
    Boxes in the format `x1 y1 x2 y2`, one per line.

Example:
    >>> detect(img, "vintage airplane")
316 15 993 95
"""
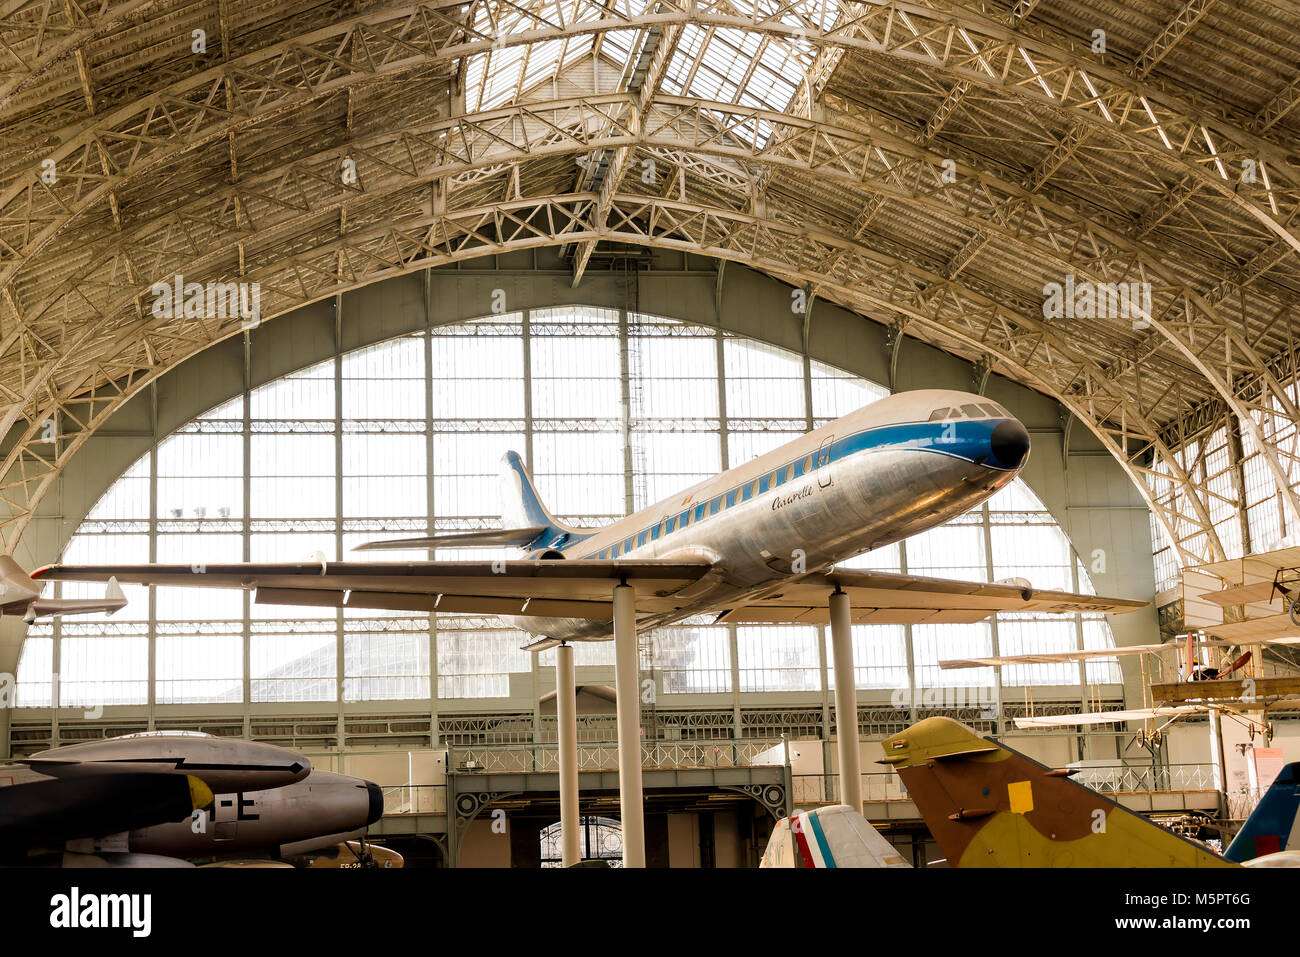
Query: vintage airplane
760 804 910 868
943 636 1298 748
0 762 211 862
881 716 1236 867
0 731 276 863
2 731 385 867
882 716 1300 868
29 390 1144 645
286 840 405 869
125 769 385 863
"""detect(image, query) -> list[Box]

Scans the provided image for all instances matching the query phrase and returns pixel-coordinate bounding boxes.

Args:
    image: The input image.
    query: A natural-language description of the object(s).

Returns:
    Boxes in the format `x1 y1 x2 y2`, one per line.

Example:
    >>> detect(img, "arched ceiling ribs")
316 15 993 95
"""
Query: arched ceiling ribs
0 92 1217 444
569 19 683 285
1 84 1292 548
0 0 163 110
4 0 1298 304
0 2 465 292
0 0 1294 564
0 191 1226 565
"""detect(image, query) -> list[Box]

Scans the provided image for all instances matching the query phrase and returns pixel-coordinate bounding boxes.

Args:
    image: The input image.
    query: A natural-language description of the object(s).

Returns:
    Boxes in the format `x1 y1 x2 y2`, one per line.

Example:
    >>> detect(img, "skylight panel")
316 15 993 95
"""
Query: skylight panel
660 23 708 97
462 0 598 111
598 29 637 72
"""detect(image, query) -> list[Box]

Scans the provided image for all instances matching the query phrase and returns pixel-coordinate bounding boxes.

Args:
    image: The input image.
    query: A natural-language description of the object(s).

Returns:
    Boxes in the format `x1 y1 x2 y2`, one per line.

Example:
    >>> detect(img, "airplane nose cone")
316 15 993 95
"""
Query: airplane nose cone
990 419 1030 470
366 782 384 825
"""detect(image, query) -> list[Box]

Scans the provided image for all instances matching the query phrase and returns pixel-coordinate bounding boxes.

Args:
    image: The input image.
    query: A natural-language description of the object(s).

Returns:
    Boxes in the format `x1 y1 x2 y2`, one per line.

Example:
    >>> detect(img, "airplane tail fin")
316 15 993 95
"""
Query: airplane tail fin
1225 762 1300 863
760 805 910 868
353 453 575 553
0 554 39 603
880 716 1233 867
498 451 576 550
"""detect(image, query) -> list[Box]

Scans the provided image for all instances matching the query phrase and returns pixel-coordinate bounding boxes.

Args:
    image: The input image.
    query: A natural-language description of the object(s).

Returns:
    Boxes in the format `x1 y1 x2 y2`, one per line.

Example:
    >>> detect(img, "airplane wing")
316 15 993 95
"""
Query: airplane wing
714 568 1147 626
939 644 1171 669
0 770 212 852
32 559 715 621
1012 705 1202 729
33 562 1143 627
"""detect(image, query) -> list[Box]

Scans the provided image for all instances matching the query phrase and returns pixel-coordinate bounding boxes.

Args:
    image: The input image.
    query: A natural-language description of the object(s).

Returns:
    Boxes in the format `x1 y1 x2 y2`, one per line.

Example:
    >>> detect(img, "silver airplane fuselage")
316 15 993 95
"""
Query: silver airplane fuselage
126 770 384 860
505 389 1030 641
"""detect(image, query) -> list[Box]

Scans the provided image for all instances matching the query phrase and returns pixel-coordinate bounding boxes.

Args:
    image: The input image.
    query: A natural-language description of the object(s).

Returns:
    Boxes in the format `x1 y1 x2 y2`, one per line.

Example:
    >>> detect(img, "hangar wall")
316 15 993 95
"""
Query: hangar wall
0 249 1159 756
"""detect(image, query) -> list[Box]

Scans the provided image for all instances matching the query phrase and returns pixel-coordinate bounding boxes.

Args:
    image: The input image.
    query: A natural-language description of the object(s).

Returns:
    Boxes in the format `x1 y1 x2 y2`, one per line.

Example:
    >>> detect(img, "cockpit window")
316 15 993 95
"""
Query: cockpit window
960 404 986 418
979 403 1002 418
927 408 951 421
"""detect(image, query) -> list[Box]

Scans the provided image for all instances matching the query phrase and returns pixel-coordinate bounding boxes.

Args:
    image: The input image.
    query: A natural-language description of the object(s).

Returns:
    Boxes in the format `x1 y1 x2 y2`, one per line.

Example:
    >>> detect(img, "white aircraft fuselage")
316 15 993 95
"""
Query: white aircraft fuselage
505 389 1031 641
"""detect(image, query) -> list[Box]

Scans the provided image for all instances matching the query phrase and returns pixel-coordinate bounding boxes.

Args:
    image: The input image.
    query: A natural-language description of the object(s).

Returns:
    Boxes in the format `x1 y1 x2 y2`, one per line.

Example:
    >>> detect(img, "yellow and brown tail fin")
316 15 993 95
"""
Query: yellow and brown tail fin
880 716 1234 868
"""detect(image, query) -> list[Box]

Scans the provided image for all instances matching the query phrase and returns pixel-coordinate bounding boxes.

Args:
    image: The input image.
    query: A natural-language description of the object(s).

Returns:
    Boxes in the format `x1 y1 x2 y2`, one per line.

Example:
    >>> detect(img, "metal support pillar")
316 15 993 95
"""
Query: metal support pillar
613 582 645 867
829 589 863 814
555 642 581 867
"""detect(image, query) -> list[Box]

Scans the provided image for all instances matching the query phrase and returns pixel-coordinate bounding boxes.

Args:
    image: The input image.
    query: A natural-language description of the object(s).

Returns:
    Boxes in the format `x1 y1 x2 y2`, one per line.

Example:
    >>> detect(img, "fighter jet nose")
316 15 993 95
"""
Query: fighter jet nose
366 782 384 825
990 419 1030 470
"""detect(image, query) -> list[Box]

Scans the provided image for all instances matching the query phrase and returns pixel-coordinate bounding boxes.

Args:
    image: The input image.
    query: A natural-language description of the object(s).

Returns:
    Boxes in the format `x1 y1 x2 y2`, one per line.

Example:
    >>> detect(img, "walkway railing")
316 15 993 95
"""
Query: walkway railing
792 772 907 805
450 739 784 774
381 784 448 815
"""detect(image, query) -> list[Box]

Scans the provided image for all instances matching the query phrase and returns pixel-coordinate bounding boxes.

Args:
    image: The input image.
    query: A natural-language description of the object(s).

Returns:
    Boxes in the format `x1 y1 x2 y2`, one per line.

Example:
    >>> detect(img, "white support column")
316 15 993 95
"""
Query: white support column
613 582 645 868
555 642 581 867
829 589 863 815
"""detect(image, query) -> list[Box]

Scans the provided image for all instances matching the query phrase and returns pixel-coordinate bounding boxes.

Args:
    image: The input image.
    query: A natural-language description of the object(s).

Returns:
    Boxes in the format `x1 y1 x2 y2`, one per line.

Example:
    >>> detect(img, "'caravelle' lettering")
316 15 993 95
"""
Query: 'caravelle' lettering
771 485 815 510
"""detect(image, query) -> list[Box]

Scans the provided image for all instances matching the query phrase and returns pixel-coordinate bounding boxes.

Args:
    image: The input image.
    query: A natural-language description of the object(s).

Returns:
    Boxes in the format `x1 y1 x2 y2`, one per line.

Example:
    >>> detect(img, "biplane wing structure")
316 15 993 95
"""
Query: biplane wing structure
1011 706 1203 729
939 644 1170 670
1184 546 1300 648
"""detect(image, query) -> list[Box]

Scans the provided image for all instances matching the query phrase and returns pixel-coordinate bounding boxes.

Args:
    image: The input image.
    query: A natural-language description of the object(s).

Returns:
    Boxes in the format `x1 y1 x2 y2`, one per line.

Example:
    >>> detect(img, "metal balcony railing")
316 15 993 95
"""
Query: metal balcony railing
381 784 448 815
449 739 784 774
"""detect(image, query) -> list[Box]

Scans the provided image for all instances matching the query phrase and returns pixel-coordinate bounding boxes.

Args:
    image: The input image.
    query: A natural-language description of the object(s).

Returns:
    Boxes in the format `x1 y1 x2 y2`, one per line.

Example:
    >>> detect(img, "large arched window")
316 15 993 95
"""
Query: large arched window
16 307 1118 708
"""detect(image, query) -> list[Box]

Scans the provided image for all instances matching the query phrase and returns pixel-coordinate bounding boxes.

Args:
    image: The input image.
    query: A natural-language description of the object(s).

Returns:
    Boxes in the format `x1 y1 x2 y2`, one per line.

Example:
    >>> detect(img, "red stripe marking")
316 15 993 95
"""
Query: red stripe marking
792 816 817 868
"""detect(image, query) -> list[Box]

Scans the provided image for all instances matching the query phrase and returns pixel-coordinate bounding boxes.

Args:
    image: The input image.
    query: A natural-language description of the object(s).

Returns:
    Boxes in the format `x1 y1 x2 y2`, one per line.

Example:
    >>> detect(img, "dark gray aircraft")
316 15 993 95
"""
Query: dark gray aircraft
2 731 384 867
128 769 385 861
0 761 211 862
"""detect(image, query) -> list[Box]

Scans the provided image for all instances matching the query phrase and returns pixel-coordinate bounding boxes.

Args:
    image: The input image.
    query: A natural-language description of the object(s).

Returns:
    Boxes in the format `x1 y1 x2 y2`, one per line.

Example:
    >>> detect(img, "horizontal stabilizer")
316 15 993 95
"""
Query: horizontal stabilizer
23 576 127 622
353 527 548 552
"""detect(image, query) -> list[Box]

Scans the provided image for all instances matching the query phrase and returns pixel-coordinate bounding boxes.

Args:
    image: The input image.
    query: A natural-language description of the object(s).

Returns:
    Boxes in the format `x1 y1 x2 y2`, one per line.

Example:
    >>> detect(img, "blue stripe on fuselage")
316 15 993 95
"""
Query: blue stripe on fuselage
827 417 1005 473
806 809 838 868
572 418 1007 559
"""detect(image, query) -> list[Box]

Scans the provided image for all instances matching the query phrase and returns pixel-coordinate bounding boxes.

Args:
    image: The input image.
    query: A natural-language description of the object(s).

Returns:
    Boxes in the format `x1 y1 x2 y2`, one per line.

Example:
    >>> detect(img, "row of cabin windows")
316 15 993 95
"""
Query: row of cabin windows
591 450 825 558
927 401 1007 422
